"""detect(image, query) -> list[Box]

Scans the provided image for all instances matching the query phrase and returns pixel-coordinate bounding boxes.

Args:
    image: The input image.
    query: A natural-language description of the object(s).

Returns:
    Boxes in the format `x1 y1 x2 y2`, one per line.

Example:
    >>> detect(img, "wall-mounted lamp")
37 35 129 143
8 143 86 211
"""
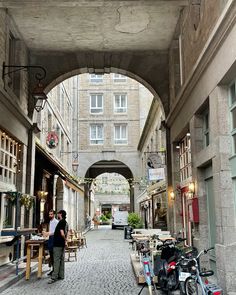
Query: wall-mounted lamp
170 191 175 200
189 182 195 193
60 151 79 172
2 62 48 112
37 190 48 200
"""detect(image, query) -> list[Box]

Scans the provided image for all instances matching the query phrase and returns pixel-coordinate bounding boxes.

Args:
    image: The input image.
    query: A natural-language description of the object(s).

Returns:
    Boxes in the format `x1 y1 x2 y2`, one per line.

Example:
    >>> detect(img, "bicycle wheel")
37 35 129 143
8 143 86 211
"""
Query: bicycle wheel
184 277 201 295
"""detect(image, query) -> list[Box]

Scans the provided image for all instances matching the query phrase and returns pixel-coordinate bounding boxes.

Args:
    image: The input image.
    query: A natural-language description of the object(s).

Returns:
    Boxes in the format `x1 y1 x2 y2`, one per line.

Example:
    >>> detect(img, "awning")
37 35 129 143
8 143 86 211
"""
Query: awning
36 143 83 193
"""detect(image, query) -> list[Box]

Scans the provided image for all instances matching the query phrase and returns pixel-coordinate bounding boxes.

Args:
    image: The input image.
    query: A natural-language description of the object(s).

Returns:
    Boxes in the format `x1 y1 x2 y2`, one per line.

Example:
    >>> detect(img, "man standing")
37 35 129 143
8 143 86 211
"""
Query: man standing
48 210 68 284
43 210 58 276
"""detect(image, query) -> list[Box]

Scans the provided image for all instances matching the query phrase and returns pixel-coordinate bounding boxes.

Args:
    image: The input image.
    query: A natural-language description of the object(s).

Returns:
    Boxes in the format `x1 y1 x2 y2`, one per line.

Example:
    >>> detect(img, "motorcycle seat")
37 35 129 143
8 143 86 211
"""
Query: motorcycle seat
167 255 176 263
199 270 214 277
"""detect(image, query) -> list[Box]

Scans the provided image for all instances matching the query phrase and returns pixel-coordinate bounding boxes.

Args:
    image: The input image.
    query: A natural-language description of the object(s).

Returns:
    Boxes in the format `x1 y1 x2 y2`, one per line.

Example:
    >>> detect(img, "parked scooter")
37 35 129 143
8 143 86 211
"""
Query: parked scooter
156 237 186 294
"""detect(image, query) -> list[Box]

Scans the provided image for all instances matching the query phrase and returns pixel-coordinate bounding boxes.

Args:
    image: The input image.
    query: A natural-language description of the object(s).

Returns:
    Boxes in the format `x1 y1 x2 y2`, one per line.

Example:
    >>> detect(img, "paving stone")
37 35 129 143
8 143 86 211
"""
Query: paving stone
1 226 179 295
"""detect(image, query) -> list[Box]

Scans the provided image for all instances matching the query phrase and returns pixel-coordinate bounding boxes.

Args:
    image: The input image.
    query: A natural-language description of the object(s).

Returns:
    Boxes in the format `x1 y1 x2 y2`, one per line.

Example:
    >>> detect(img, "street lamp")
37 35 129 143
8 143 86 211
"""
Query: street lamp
2 62 48 112
60 151 79 173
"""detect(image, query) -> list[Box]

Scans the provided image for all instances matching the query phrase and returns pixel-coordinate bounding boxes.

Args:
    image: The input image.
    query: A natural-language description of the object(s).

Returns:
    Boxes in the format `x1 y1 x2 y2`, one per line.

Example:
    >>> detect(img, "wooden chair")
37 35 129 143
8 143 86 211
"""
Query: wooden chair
65 238 78 261
75 231 87 249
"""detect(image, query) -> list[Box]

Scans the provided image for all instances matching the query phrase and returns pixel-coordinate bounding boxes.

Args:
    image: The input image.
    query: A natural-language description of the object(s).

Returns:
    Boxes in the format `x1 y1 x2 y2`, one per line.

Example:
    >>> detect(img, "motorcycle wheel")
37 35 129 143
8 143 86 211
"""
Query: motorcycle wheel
167 270 179 291
157 269 168 291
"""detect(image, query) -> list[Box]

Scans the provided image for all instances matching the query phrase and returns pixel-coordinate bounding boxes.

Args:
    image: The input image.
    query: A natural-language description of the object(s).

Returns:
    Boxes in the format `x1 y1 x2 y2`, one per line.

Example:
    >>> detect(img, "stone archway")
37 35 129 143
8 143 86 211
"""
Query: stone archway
29 57 168 118
83 160 135 214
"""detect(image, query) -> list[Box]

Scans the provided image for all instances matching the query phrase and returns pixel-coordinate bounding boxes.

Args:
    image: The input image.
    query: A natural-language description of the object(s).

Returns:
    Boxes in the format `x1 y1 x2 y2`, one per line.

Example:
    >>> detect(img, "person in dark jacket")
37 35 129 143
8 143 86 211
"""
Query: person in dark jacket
48 210 68 284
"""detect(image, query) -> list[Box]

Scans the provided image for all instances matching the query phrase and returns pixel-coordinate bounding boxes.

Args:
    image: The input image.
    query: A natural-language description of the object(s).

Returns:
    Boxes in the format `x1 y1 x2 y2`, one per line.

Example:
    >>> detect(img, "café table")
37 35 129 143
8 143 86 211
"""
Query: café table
25 239 46 280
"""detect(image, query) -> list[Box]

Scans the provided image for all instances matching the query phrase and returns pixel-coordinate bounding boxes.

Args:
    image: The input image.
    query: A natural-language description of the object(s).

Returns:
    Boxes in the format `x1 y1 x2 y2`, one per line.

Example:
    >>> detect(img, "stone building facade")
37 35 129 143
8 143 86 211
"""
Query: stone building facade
137 99 167 229
0 8 33 266
77 73 152 215
168 0 236 292
34 76 84 231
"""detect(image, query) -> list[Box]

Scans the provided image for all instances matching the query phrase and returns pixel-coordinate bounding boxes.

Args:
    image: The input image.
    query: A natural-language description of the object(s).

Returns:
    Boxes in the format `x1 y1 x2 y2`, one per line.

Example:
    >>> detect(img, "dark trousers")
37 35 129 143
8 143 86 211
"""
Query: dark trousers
52 247 65 280
49 250 54 268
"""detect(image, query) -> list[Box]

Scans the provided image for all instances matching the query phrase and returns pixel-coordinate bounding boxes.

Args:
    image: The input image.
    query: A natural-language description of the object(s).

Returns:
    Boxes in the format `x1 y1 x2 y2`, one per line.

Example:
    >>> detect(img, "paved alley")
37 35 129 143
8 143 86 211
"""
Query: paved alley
1 226 161 295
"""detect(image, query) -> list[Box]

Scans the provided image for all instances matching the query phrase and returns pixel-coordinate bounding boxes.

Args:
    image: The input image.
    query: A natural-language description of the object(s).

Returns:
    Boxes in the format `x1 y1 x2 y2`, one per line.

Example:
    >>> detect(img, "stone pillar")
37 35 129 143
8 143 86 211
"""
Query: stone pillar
25 128 36 196
189 115 208 251
167 127 182 235
210 86 236 294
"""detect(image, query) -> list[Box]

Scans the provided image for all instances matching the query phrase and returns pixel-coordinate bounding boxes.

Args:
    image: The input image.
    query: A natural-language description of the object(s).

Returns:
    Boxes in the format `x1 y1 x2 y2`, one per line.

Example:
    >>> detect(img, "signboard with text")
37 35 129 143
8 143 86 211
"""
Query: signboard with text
148 168 165 181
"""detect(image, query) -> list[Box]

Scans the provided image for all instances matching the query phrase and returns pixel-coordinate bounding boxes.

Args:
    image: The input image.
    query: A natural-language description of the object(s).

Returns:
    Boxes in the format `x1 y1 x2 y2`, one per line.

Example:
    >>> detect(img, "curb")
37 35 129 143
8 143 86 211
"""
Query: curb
0 263 38 294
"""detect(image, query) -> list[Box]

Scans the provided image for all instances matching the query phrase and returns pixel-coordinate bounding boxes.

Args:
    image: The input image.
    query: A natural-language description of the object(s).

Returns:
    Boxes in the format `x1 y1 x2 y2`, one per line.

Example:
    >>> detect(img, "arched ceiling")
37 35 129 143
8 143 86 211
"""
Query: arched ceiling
85 160 133 180
1 0 188 114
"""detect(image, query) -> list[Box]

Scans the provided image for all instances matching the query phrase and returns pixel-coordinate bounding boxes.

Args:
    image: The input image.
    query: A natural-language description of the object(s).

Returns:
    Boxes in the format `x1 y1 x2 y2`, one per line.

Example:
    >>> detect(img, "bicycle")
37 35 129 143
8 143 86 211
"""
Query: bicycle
183 247 223 295
137 241 158 295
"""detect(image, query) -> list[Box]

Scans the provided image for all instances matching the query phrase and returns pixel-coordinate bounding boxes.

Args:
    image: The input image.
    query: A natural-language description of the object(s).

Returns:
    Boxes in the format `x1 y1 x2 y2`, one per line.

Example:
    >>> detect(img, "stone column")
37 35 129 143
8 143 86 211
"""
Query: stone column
210 86 236 293
168 127 182 235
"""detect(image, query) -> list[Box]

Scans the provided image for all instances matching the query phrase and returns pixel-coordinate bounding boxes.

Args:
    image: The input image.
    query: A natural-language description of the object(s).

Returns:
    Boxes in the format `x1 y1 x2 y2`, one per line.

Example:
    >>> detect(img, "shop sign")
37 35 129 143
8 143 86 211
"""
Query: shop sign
46 131 59 149
148 168 165 181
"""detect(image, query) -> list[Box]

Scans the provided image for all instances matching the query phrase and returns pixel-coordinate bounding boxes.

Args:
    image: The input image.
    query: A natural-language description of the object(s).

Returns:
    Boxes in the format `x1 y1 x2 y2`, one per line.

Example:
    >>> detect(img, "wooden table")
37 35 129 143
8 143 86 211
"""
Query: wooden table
25 239 45 280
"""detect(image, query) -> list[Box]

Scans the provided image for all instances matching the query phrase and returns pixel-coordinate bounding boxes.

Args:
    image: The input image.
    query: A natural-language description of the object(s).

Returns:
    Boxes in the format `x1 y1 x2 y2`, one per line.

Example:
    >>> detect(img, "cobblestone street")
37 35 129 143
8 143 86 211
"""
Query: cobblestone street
1 226 164 295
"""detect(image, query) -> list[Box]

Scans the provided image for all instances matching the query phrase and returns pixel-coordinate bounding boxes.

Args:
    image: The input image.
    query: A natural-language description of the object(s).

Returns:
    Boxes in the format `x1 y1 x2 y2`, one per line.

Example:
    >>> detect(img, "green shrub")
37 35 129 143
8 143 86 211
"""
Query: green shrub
100 214 108 222
105 212 112 219
128 213 143 229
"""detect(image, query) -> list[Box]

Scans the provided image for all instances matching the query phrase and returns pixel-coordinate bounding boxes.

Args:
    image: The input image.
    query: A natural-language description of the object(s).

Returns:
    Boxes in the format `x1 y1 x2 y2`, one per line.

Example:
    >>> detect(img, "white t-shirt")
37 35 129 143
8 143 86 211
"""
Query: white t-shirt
49 217 59 234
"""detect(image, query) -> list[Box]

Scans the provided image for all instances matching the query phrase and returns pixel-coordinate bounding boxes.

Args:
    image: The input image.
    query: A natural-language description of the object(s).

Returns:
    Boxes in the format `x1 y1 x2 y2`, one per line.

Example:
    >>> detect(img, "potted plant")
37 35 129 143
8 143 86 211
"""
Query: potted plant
128 212 143 229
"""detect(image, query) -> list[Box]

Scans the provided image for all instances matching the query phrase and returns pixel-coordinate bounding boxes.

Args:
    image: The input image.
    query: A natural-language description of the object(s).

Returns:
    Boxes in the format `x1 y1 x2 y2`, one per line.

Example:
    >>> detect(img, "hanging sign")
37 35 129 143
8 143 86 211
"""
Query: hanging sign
46 131 59 149
147 153 163 168
148 168 165 181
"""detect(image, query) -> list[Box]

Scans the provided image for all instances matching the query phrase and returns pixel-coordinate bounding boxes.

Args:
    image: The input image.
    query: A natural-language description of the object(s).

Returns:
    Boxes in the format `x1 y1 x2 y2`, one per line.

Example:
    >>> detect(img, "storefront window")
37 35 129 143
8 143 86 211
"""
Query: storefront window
179 135 192 182
153 192 167 230
0 130 19 185
3 196 14 228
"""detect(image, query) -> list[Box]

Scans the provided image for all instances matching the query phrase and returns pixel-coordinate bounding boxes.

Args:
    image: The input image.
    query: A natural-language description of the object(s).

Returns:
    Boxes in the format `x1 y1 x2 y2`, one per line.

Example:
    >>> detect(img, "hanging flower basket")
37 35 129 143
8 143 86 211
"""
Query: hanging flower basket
20 194 34 210
5 192 18 205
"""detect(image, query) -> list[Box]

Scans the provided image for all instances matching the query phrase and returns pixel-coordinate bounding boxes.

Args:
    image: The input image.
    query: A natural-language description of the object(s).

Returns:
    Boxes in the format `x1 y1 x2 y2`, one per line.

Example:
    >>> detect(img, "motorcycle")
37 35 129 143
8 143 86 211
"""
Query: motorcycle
156 238 185 294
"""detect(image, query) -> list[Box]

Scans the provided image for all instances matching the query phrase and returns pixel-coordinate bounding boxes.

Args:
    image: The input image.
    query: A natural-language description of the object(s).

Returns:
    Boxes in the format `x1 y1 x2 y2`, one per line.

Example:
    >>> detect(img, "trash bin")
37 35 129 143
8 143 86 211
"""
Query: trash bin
124 226 133 240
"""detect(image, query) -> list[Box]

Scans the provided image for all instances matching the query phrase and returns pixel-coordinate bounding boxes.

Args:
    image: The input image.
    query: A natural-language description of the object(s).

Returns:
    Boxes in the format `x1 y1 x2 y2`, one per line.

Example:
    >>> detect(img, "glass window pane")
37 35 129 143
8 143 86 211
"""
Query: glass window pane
230 83 236 105
205 132 209 146
233 134 236 154
121 126 126 137
97 95 103 107
97 126 103 138
91 95 96 107
232 107 236 129
91 126 96 138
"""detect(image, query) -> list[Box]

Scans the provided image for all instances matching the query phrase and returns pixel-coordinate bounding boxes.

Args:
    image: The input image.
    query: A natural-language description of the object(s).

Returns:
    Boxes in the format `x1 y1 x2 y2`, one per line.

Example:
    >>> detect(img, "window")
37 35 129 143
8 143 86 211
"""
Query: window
7 32 20 96
102 177 108 184
90 74 103 83
113 74 127 82
203 110 209 147
114 94 127 113
179 135 192 182
90 124 104 144
3 195 14 228
0 130 18 185
114 124 128 144
229 81 236 154
90 94 103 114
48 112 52 132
